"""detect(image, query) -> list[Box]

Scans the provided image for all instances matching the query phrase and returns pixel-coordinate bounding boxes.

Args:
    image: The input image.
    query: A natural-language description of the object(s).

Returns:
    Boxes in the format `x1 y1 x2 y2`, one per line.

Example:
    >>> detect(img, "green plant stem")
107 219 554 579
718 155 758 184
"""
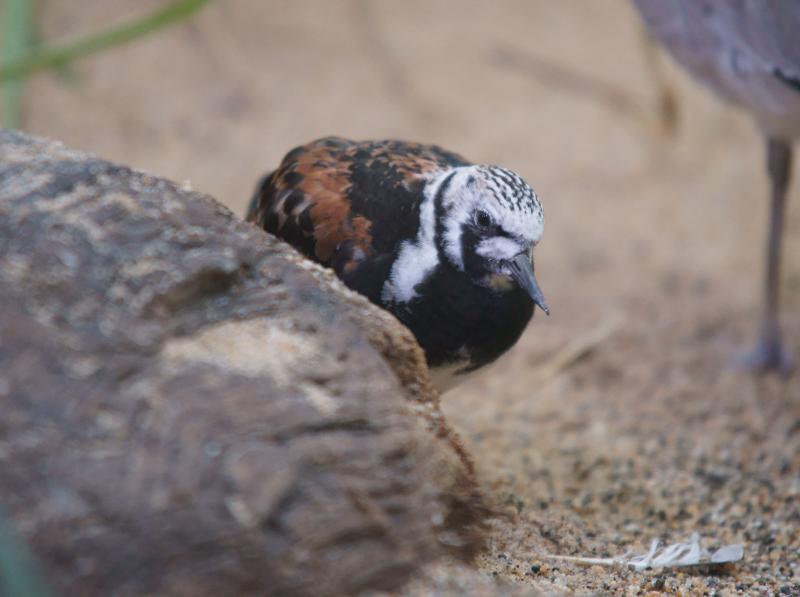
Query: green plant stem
0 511 50 597
0 0 212 83
2 0 34 127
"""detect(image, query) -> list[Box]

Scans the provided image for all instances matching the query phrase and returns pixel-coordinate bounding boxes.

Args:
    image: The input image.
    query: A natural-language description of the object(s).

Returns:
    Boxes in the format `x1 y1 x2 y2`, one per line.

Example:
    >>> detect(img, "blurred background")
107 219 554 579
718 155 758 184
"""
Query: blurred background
3 1 799 592
8 0 798 333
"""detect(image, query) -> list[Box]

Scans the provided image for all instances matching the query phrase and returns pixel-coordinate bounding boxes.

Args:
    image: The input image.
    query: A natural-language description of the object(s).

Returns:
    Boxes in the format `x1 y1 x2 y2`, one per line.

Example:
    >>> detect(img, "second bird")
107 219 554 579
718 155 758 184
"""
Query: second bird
247 137 548 390
634 0 799 374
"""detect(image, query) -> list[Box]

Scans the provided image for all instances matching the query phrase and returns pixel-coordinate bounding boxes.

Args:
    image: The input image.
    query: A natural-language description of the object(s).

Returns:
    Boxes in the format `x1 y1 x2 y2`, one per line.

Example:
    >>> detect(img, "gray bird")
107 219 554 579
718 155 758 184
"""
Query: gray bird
633 0 800 374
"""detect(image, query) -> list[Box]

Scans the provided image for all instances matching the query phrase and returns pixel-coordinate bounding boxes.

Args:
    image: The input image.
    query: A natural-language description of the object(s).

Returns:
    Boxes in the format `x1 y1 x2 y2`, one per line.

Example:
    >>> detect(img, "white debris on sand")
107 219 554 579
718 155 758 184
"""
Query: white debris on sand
546 533 744 572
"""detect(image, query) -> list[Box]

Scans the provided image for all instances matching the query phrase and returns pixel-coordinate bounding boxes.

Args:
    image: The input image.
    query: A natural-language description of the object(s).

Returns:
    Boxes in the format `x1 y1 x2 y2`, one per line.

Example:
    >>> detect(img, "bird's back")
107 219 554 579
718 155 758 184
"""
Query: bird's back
634 0 800 137
247 137 468 266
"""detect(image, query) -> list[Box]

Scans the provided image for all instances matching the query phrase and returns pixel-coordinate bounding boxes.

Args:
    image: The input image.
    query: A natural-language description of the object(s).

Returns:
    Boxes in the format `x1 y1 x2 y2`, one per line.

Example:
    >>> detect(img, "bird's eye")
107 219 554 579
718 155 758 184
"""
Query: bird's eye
475 210 493 229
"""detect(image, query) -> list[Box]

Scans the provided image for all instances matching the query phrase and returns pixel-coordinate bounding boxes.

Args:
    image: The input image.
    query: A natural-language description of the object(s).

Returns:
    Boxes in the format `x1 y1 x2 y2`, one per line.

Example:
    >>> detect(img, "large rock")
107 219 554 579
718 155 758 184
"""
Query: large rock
0 129 483 596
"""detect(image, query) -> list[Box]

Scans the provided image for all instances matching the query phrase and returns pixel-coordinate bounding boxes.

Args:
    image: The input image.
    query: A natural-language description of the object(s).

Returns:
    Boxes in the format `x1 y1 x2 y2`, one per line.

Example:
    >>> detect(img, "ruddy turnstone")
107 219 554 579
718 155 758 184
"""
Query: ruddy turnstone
247 137 548 390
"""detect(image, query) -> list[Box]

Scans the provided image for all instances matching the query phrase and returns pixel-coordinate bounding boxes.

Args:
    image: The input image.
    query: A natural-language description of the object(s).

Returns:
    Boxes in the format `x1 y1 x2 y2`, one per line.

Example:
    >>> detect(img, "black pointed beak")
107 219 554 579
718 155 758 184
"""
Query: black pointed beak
507 253 549 315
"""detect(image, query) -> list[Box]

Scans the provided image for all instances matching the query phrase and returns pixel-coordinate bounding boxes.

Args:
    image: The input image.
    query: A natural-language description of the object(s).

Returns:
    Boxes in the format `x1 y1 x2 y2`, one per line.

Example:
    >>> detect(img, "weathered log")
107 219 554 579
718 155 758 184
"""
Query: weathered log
0 129 483 596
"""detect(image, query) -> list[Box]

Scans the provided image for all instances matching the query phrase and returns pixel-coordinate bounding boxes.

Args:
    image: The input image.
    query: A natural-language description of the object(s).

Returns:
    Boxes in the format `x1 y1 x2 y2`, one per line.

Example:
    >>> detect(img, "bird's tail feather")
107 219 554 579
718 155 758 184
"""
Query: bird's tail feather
245 170 275 222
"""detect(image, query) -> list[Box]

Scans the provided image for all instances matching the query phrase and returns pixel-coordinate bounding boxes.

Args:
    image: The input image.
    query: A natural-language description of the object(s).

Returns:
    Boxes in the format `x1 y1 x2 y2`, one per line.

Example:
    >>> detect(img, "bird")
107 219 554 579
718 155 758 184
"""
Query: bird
246 137 548 390
632 0 800 375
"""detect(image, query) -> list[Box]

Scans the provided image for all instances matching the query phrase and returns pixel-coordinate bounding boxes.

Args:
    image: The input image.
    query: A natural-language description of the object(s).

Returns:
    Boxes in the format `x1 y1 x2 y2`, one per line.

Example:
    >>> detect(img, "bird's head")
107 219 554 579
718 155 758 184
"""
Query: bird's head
432 165 548 314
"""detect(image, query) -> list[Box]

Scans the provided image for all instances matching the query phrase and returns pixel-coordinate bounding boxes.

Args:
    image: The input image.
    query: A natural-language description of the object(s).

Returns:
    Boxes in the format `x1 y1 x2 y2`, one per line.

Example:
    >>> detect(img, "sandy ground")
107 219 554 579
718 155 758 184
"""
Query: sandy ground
10 1 800 594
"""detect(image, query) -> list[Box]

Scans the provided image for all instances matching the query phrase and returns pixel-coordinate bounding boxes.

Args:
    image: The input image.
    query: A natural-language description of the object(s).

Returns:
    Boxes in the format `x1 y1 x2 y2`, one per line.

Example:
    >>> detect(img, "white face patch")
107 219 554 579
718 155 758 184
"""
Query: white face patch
476 236 524 261
439 165 544 270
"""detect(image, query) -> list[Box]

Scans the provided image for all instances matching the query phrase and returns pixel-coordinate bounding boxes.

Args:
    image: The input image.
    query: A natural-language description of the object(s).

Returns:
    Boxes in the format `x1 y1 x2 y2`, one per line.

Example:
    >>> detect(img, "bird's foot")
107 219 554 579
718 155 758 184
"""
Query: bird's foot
729 335 794 377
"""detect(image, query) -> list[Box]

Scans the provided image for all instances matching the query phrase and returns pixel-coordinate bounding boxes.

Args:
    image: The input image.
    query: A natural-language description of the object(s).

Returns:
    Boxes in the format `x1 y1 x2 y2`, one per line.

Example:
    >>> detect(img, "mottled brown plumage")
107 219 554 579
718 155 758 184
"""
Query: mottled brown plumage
248 137 469 280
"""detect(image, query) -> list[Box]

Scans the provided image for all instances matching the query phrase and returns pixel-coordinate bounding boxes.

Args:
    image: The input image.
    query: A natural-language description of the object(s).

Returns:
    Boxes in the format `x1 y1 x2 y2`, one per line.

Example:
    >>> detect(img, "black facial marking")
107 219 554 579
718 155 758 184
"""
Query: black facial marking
433 171 458 258
460 224 491 280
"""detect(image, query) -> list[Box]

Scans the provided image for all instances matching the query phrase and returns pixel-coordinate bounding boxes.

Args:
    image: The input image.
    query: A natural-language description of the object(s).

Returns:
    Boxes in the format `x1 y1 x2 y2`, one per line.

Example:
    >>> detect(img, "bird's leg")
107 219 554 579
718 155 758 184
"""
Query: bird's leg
732 138 794 375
